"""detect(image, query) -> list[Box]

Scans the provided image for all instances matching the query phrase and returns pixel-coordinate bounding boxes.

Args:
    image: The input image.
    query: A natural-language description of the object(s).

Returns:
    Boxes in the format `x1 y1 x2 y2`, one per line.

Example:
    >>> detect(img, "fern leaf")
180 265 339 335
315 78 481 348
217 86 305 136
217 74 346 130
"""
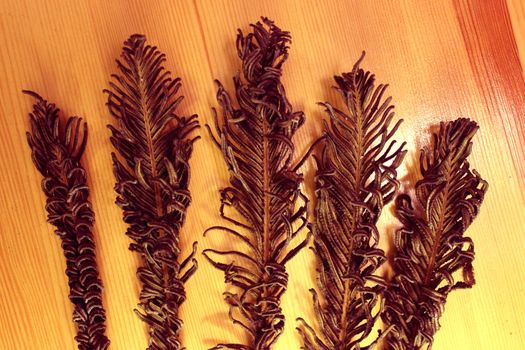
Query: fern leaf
25 91 110 350
105 34 199 350
297 54 406 350
382 118 488 349
203 18 310 350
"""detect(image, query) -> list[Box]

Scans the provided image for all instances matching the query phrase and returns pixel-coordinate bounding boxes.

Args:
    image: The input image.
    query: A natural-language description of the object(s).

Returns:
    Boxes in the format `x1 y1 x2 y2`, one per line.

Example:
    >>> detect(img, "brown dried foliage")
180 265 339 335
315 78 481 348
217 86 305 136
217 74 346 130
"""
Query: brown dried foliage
105 35 199 350
25 91 110 350
382 118 488 350
203 18 310 350
297 55 406 350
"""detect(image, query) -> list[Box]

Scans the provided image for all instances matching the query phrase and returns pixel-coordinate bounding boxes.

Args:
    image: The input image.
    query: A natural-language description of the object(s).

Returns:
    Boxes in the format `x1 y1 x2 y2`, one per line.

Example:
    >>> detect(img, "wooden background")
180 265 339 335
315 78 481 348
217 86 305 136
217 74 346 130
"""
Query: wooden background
0 0 524 349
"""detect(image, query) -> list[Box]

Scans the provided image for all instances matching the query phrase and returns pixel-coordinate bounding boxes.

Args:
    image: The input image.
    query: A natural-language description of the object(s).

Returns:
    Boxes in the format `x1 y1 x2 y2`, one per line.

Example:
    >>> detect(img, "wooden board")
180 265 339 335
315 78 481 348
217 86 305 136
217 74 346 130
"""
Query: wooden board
0 0 524 349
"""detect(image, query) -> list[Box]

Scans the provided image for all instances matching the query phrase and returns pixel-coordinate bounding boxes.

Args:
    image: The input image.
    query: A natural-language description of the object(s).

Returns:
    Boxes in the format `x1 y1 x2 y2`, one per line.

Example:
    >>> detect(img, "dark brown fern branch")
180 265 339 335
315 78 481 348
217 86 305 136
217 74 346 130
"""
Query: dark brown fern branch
25 91 110 350
104 34 199 350
296 54 406 350
381 118 488 350
203 18 311 350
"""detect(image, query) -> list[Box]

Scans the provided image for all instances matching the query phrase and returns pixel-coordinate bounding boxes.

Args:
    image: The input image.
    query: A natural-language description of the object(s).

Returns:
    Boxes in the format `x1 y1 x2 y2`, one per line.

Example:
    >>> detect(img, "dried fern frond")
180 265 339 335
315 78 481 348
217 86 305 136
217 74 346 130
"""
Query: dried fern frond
297 54 406 350
381 118 488 350
203 18 310 350
25 91 110 350
105 34 199 350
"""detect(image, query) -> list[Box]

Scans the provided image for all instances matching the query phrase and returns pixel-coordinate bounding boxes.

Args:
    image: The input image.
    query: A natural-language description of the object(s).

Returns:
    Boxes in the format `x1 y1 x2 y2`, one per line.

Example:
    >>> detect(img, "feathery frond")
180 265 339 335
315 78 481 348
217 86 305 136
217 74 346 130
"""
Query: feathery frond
25 91 110 350
203 18 310 350
382 118 488 350
105 34 199 350
297 54 406 350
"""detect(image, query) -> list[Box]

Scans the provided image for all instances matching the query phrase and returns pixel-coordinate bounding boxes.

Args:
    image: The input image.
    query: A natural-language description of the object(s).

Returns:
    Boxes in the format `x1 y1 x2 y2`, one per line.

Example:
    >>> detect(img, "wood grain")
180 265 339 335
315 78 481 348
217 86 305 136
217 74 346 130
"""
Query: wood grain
0 1 524 349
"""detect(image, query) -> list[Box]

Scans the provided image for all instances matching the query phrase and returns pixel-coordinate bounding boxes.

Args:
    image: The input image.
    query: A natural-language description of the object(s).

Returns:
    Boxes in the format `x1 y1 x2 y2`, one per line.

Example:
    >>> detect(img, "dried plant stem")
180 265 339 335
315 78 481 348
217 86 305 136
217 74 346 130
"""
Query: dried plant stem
25 91 110 350
297 54 406 350
382 118 488 350
105 34 199 350
204 17 310 350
